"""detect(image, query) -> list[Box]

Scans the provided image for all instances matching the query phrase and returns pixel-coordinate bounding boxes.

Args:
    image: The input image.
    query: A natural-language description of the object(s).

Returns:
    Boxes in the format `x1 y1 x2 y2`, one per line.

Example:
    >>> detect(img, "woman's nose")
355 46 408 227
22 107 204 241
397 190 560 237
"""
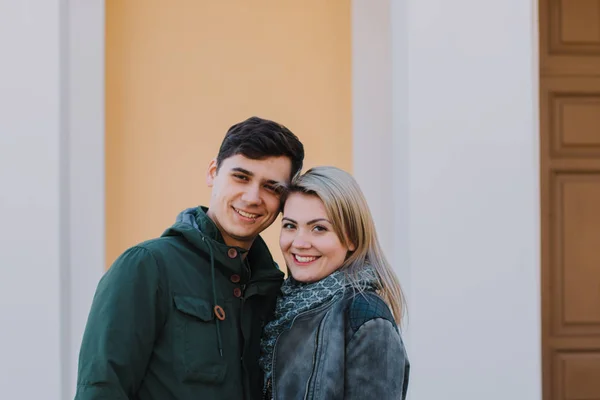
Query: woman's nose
292 234 311 249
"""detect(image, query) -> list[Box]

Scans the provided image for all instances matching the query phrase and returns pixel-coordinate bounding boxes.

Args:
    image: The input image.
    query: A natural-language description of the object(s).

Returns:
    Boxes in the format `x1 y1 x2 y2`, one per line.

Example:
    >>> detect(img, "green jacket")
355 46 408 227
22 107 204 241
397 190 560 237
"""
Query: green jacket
75 207 284 400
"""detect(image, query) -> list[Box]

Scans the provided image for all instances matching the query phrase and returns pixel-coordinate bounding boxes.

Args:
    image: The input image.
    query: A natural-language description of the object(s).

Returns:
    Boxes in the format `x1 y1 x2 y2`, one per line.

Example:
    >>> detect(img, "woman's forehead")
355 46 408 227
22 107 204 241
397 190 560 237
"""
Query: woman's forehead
283 193 328 218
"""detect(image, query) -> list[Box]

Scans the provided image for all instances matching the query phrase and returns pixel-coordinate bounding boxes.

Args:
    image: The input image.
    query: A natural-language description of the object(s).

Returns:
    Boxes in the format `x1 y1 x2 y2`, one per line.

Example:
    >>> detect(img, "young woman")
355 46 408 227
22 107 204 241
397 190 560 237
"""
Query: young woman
259 166 410 400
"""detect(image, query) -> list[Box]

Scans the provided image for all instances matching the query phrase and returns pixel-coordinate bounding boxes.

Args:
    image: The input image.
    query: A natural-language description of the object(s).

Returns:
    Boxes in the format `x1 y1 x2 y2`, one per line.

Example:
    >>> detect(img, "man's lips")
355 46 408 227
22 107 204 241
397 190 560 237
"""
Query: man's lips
232 206 260 220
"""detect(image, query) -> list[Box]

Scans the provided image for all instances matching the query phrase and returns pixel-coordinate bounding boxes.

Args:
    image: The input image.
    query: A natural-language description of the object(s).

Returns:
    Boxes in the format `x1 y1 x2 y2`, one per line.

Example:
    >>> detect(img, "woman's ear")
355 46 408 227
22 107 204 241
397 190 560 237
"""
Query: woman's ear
347 241 356 252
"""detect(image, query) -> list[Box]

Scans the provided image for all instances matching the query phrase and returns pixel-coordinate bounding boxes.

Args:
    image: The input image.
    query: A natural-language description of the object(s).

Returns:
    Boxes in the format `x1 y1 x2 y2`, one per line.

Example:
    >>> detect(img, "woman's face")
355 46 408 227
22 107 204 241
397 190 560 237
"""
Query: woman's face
279 193 354 283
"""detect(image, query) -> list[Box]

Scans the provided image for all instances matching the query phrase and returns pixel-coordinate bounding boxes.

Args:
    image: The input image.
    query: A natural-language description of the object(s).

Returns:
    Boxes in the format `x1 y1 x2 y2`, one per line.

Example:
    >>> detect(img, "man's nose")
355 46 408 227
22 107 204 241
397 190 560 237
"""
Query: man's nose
241 185 261 205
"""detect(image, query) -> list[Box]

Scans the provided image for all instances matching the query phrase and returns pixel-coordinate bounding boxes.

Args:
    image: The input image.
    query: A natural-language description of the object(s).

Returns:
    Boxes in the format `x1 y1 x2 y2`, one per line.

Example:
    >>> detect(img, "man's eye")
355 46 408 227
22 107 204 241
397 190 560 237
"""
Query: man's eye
233 174 248 181
265 184 281 194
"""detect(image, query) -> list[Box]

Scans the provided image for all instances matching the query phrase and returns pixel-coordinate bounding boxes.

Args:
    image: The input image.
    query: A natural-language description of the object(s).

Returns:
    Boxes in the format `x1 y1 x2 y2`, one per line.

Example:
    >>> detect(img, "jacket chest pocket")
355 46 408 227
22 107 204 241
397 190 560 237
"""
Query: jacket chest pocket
173 295 227 384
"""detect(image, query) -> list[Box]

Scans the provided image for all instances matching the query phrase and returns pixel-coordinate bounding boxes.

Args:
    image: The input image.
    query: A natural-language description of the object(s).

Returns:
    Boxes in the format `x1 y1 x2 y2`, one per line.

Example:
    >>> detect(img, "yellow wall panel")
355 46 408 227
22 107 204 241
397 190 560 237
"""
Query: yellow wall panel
106 0 352 270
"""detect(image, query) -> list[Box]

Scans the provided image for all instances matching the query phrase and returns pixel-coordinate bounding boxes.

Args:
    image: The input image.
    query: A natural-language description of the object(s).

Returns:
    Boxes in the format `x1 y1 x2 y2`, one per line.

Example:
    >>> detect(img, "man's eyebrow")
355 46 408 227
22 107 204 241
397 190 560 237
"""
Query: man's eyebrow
231 167 253 176
268 180 288 192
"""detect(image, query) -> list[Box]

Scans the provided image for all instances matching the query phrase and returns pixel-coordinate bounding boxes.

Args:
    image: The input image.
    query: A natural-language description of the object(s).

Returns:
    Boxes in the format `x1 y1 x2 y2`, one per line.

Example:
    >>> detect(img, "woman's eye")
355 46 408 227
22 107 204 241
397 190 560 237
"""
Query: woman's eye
282 223 296 229
312 225 327 232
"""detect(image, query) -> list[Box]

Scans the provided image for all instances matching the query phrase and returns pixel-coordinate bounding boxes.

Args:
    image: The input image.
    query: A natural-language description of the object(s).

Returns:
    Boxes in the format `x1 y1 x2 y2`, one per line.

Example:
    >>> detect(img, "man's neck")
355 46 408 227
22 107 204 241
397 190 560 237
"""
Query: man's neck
205 208 254 255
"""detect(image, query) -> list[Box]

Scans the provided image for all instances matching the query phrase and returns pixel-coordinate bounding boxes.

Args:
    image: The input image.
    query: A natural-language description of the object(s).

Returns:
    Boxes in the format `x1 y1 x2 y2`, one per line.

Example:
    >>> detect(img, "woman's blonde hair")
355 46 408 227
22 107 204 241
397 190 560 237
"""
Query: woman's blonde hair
285 166 405 324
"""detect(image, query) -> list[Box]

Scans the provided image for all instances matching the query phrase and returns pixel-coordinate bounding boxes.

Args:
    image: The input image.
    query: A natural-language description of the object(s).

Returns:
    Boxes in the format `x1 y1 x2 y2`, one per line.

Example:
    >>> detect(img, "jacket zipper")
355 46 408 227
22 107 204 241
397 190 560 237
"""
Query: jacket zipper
264 377 272 400
270 296 339 400
303 319 322 400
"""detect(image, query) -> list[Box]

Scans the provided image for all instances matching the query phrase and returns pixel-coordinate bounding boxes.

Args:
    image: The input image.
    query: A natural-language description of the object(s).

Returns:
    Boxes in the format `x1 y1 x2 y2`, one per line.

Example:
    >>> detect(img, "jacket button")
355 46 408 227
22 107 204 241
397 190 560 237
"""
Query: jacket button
233 287 242 298
227 248 238 258
230 274 241 283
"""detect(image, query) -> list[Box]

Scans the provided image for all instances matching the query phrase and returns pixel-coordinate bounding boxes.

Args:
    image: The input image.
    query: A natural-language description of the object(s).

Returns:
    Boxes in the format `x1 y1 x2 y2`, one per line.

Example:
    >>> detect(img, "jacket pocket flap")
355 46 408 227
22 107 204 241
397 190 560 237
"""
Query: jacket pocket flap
173 295 213 321
183 362 228 384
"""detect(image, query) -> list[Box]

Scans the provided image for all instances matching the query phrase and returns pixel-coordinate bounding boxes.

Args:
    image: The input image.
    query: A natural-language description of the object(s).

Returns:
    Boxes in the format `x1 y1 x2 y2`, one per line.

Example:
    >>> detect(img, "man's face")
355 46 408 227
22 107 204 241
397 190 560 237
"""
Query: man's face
206 154 292 249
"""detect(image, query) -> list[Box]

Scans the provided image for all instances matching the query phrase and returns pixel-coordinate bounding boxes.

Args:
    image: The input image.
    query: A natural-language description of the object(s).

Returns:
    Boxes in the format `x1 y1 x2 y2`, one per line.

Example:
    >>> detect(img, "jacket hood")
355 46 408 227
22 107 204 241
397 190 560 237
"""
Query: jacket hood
161 206 283 282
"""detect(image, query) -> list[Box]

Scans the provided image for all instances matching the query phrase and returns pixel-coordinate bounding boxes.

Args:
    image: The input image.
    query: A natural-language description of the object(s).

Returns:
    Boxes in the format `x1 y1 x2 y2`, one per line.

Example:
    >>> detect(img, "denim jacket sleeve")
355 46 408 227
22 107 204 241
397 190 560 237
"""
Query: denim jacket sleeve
345 317 410 400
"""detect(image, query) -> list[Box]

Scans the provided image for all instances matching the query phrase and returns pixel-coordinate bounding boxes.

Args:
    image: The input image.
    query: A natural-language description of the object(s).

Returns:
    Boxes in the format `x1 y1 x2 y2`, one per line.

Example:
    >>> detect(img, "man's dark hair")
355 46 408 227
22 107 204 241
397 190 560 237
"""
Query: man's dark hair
216 116 304 179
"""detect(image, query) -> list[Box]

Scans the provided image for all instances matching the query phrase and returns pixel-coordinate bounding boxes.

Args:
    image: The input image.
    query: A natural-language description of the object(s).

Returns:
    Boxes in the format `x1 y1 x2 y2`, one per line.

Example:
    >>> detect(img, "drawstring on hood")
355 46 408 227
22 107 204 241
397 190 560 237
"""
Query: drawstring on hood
202 236 224 357
175 207 226 358
163 206 285 362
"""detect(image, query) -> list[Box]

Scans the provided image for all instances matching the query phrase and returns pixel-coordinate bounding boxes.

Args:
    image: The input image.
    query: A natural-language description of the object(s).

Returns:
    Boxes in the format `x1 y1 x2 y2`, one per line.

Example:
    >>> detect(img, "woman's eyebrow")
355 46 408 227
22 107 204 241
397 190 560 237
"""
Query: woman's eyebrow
282 217 332 225
307 218 331 225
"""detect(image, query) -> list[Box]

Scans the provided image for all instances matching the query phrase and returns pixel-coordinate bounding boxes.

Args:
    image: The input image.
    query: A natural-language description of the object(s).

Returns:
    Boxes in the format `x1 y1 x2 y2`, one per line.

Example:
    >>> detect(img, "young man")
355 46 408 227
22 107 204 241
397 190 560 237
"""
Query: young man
75 117 304 400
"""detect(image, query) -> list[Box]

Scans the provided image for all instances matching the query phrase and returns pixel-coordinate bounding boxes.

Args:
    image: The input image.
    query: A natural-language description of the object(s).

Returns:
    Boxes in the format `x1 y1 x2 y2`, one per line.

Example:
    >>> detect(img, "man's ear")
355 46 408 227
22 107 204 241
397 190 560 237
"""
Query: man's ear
206 159 218 187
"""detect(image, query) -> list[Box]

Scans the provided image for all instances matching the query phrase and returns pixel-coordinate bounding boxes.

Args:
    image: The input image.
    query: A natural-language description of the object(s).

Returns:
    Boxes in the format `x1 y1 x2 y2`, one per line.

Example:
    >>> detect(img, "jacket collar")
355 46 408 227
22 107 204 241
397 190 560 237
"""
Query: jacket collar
164 206 284 285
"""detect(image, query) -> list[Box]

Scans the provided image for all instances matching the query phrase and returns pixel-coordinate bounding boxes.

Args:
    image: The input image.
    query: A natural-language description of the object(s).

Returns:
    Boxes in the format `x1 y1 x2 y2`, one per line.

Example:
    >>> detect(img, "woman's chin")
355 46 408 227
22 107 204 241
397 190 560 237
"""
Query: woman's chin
288 270 315 284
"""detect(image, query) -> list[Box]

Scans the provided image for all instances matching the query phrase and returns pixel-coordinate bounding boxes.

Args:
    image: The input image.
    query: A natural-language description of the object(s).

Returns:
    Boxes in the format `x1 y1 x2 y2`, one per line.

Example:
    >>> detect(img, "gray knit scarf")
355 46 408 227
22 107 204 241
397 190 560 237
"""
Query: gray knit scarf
259 268 378 392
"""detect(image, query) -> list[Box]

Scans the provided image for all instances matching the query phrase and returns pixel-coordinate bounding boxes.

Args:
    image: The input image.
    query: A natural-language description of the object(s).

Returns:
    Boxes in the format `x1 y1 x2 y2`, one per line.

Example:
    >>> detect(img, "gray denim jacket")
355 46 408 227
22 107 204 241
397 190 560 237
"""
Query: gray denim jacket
267 291 410 400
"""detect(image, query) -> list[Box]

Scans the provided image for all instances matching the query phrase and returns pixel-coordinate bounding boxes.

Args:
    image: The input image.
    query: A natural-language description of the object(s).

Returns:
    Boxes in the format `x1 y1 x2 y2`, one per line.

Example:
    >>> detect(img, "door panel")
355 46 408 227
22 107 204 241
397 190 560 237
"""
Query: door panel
541 0 600 74
553 351 600 400
552 173 600 333
541 1 600 399
544 77 600 157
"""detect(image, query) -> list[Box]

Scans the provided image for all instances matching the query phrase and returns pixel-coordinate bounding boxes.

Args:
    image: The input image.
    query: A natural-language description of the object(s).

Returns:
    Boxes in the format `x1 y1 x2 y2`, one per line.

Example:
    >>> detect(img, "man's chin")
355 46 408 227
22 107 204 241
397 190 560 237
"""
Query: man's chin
222 227 262 246
228 218 275 236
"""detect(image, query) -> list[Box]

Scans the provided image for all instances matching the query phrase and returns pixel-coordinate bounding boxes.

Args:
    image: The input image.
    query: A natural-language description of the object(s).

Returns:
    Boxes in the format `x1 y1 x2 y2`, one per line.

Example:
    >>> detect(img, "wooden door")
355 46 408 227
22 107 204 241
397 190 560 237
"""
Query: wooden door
540 1 600 399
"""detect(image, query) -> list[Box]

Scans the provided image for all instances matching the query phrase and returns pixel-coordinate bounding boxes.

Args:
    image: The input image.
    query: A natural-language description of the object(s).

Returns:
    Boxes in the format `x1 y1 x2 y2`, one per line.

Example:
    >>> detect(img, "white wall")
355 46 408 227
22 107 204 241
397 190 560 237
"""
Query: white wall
0 0 540 397
0 1 62 398
66 2 105 398
351 0 396 257
0 1 104 399
353 0 541 398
